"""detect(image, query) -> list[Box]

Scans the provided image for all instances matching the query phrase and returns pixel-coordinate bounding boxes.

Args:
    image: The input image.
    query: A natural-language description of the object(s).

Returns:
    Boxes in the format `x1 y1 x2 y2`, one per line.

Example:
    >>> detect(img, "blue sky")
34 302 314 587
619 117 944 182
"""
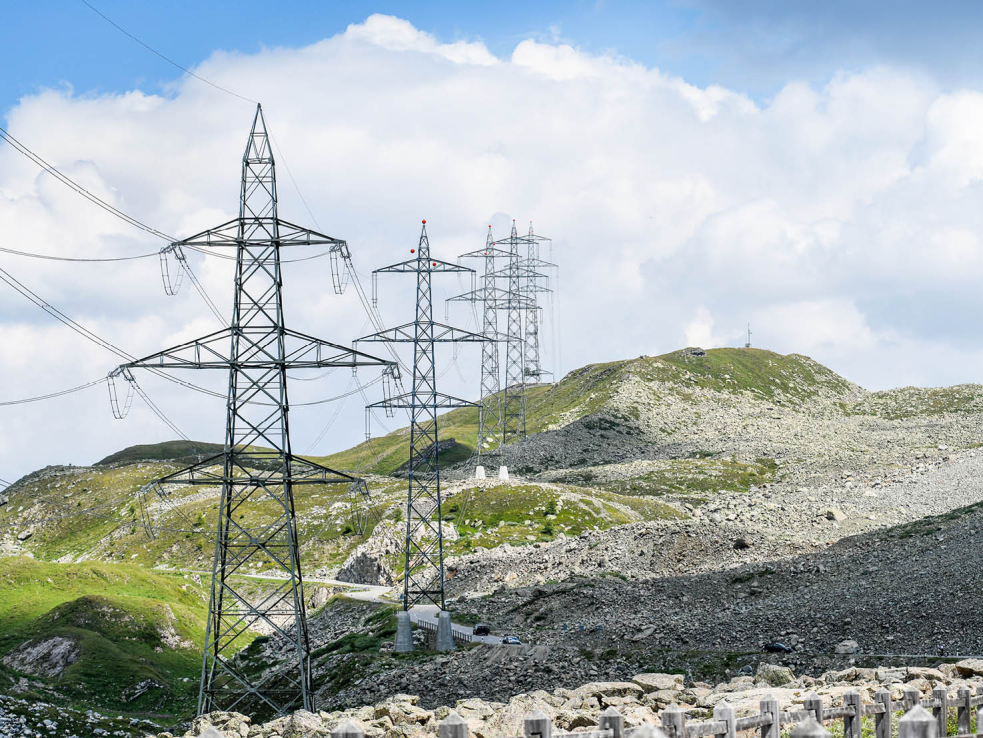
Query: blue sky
7 1 983 117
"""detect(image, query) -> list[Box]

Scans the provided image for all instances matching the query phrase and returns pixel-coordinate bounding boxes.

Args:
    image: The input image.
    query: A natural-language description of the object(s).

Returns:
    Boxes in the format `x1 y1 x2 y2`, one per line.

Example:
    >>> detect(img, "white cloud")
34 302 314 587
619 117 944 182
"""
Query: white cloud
2 16 983 480
683 307 723 349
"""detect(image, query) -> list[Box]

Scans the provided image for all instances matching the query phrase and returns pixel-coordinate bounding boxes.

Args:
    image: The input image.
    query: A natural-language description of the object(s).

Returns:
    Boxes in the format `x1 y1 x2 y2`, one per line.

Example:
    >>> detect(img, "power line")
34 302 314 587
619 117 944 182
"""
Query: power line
0 262 226 400
0 377 106 406
80 0 258 106
0 126 177 242
0 245 157 262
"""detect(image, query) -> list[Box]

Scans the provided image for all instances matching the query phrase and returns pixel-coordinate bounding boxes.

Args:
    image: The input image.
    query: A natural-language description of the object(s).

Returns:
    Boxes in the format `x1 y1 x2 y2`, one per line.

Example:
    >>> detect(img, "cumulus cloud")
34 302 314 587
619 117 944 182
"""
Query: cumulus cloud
2 14 983 479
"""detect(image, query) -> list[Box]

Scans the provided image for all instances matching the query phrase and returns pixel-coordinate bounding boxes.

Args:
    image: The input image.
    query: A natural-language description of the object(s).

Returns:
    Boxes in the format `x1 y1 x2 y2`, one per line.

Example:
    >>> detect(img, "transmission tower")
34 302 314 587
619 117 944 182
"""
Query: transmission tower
449 227 508 466
358 221 487 609
521 222 556 384
113 105 392 717
448 222 552 456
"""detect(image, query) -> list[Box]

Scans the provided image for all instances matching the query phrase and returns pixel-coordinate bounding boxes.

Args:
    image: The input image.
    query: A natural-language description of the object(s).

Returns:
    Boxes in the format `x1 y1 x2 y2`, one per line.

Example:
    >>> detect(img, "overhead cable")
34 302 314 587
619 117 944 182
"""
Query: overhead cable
79 0 258 105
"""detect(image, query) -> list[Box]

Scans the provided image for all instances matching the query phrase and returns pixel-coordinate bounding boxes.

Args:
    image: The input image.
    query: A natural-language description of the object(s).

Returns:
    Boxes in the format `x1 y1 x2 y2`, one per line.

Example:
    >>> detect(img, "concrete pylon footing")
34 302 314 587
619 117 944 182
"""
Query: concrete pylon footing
436 610 456 651
498 466 509 480
475 465 486 480
395 611 414 653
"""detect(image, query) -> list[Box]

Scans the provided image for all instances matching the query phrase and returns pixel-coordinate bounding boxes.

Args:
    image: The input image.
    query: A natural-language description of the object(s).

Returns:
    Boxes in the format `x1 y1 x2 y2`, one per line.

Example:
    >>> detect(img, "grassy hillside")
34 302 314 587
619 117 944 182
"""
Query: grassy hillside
0 558 207 718
319 347 858 476
96 440 226 466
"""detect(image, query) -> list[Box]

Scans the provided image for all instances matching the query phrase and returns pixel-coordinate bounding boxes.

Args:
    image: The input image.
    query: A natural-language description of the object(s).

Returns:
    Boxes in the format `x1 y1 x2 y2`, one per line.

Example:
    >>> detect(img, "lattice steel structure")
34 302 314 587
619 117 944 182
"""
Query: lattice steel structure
521 222 555 384
358 221 486 609
449 227 510 464
448 222 552 455
115 105 392 717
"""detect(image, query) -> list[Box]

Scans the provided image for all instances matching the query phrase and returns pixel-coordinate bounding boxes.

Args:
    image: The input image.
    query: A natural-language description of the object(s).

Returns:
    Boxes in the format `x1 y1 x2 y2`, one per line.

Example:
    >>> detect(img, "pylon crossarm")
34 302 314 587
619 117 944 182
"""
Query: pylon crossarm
287 456 359 485
175 218 348 249
367 390 477 410
522 257 557 269
357 321 489 344
281 328 395 368
374 257 474 274
484 264 551 281
447 288 536 310
458 246 512 259
122 327 393 370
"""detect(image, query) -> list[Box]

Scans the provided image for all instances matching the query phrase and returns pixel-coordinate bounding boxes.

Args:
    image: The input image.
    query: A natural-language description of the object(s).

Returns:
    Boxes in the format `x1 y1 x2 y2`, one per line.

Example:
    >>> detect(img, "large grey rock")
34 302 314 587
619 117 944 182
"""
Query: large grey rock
1 636 80 677
756 663 795 686
632 673 684 693
835 640 860 655
954 659 983 677
284 710 325 737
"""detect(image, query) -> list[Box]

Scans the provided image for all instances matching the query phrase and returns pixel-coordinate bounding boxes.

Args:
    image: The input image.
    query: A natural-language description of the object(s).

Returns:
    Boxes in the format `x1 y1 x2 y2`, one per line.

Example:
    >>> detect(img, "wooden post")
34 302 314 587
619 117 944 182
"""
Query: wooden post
714 700 737 738
957 688 971 736
844 691 862 738
875 688 893 738
662 703 687 738
760 694 781 738
525 709 552 738
791 717 831 738
803 693 825 724
899 705 938 738
331 720 366 738
600 707 625 738
933 686 948 738
976 707 983 737
439 713 469 738
905 688 923 712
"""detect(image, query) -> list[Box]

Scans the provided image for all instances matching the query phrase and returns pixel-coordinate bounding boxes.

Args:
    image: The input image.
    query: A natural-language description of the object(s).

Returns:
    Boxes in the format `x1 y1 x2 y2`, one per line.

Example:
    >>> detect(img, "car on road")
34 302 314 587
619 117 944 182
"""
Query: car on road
502 635 522 645
473 623 491 636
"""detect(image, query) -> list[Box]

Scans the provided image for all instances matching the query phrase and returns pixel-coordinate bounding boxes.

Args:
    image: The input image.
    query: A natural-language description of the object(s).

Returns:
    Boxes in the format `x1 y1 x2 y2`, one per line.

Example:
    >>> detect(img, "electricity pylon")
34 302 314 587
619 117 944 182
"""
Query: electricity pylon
521 222 556 383
113 105 392 717
449 227 510 465
448 222 550 455
358 221 487 609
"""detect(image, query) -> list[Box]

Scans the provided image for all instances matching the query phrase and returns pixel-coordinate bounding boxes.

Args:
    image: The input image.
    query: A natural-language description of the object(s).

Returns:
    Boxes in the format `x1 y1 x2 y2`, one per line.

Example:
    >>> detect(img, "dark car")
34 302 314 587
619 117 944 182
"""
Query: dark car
764 641 794 653
502 635 522 645
473 623 491 636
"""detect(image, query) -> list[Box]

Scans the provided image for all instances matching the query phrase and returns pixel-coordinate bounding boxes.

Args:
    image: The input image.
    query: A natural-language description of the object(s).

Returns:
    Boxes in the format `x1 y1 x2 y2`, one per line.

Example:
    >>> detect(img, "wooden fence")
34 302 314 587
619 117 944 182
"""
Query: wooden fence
327 684 983 738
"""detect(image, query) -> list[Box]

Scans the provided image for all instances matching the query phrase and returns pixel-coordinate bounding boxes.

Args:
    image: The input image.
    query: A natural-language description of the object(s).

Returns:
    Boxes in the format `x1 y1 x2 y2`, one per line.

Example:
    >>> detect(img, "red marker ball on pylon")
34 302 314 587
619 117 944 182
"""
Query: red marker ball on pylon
411 249 415 253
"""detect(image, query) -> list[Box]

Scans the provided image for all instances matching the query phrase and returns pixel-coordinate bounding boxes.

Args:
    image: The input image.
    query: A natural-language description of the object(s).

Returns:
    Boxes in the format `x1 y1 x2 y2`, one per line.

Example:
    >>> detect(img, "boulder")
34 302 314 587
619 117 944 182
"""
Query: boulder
905 667 946 683
835 640 859 654
632 673 684 693
1 636 80 678
954 659 983 677
756 663 795 687
283 710 327 737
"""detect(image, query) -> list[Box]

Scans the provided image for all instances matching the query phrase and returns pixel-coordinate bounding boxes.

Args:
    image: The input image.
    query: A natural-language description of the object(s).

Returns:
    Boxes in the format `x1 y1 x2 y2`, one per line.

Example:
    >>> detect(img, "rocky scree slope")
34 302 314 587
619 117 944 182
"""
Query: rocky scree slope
448 494 983 663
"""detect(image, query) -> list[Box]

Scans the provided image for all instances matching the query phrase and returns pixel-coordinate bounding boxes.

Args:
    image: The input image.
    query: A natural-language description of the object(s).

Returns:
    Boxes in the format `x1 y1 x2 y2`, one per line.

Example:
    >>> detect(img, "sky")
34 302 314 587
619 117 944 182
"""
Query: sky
4 1 983 480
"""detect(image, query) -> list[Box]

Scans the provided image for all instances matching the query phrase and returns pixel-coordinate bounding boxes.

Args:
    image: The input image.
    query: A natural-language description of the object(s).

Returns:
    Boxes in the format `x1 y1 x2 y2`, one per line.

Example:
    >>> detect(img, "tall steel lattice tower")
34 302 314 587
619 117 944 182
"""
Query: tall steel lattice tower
116 105 392 716
449 223 550 457
501 221 526 443
449 227 510 465
358 221 486 608
521 222 555 384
